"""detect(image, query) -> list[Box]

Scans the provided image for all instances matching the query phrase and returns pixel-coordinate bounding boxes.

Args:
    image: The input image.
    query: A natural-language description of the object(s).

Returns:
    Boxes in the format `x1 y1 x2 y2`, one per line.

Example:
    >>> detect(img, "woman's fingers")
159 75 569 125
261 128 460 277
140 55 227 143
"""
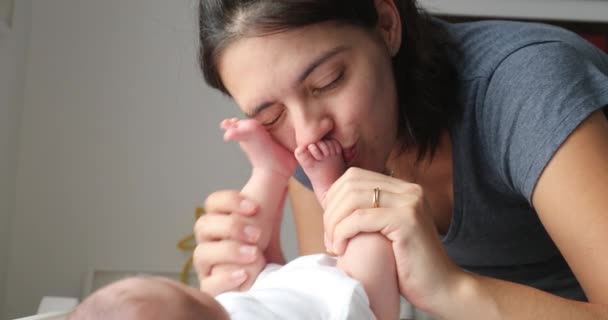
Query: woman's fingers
321 166 426 253
194 240 259 274
324 167 402 205
235 254 267 292
194 212 261 244
321 168 463 311
204 190 259 216
323 186 366 233
331 207 416 255
199 251 267 296
328 169 424 203
194 239 262 295
199 265 248 296
193 190 264 296
323 182 418 248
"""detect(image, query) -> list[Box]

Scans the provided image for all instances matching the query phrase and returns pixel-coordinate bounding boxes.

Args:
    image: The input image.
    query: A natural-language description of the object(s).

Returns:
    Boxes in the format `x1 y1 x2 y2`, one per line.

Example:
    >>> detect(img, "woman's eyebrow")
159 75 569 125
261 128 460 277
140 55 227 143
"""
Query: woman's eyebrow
245 101 272 118
246 45 350 118
295 45 350 84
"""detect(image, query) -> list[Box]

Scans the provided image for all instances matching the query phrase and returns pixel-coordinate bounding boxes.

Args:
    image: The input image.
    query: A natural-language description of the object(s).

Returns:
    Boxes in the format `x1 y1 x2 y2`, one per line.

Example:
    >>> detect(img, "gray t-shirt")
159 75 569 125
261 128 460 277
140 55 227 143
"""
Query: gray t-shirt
294 20 608 301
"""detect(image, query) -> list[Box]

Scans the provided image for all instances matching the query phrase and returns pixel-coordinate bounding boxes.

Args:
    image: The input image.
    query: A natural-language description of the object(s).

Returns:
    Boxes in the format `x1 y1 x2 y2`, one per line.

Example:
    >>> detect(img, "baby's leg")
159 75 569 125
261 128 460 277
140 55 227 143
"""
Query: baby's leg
221 118 296 291
337 234 400 320
222 118 297 251
295 142 400 320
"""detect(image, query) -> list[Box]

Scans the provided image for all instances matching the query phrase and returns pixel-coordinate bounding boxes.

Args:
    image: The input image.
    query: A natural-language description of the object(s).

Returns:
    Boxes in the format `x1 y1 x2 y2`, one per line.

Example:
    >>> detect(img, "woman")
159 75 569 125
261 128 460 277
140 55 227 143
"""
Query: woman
194 0 608 318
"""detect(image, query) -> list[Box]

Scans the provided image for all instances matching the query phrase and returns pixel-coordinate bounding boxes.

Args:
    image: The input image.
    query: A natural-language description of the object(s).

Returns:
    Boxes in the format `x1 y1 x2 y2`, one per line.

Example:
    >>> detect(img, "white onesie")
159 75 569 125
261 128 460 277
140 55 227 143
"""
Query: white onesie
215 254 377 320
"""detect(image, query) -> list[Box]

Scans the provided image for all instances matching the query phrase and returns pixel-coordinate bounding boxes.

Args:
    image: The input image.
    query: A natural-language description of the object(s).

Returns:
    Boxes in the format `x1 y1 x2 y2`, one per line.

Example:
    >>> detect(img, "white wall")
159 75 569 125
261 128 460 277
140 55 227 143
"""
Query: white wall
0 0 31 318
3 0 297 318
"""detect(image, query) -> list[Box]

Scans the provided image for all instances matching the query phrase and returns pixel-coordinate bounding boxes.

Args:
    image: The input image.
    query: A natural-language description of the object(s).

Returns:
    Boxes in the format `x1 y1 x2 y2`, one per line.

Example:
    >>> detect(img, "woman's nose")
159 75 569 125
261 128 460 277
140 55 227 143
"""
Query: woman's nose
293 114 334 148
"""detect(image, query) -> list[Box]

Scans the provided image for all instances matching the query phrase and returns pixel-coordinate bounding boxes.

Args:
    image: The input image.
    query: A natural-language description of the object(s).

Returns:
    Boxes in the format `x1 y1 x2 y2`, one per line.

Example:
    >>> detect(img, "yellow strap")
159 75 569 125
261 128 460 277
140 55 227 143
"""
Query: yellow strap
176 206 206 284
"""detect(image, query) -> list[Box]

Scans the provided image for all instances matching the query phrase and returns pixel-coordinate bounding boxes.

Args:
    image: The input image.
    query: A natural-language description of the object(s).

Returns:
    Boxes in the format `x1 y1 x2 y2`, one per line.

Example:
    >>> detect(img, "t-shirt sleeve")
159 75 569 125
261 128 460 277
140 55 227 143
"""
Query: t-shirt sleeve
482 41 608 204
340 284 377 320
293 165 313 189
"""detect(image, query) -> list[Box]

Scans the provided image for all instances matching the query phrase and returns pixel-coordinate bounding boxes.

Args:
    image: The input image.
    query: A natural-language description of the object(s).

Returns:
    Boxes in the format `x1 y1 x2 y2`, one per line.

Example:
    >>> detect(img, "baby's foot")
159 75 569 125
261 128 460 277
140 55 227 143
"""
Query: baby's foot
221 118 296 178
294 140 346 204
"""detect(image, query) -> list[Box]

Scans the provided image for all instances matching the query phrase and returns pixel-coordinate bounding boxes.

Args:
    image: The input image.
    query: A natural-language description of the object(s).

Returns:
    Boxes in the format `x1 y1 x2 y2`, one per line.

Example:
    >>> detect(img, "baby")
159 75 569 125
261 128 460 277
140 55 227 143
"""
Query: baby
67 118 401 320
68 253 375 320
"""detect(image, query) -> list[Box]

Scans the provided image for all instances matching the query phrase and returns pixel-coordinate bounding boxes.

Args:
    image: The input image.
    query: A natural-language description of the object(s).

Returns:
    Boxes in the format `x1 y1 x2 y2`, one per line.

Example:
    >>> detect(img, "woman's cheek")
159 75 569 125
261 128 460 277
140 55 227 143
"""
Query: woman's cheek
271 125 297 152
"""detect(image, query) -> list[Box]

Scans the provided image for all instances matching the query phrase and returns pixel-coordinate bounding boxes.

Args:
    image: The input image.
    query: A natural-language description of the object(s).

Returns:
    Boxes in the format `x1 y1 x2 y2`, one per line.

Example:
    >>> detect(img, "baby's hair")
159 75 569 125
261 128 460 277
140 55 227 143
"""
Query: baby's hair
67 276 217 320
67 277 160 320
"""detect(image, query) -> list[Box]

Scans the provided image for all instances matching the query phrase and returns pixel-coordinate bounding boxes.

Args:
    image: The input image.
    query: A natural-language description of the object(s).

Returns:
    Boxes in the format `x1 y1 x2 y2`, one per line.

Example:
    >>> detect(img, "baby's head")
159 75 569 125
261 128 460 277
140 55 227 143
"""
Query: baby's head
67 276 228 320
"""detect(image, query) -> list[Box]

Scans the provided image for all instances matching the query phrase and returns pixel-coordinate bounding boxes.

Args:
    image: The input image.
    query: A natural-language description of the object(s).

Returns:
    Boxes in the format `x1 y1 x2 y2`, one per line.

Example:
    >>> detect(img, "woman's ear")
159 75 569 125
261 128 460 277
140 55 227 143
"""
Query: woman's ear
374 0 402 57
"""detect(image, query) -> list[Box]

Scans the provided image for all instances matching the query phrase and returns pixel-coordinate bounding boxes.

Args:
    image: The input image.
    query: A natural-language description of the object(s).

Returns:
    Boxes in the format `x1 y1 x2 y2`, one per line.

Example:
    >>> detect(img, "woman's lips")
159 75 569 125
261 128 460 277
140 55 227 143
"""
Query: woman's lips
342 144 358 166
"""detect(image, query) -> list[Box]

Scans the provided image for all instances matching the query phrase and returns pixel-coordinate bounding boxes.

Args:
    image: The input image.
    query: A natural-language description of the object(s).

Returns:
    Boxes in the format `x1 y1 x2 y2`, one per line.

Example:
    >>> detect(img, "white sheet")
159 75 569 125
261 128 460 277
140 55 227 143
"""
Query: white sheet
13 311 69 320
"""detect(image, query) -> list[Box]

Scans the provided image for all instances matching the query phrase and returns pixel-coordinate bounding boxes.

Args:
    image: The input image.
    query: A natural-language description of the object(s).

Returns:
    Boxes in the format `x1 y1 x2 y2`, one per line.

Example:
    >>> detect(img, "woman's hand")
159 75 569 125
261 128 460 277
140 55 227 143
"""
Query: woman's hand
323 167 464 313
193 190 267 296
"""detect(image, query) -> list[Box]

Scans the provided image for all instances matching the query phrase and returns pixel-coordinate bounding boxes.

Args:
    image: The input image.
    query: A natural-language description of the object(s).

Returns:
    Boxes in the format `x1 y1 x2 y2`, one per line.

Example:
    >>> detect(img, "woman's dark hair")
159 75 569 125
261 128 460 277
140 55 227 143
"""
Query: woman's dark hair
198 0 459 160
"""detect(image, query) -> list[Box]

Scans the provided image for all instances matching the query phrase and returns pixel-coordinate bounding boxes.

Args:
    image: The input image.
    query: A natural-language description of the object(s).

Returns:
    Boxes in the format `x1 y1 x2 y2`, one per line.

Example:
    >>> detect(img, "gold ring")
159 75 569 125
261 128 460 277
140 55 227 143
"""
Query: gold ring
372 187 380 208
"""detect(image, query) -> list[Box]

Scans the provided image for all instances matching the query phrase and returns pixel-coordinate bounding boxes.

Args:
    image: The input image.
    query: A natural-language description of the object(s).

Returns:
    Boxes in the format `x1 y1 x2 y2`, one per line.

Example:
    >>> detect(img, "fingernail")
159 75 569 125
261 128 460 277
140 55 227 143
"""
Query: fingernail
240 245 257 257
231 269 246 282
240 199 257 212
336 241 346 256
243 225 261 243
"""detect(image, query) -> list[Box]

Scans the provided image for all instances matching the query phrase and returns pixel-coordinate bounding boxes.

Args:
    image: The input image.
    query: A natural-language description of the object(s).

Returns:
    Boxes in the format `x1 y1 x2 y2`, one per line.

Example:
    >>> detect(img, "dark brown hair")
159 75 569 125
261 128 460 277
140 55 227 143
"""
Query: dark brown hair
198 0 459 159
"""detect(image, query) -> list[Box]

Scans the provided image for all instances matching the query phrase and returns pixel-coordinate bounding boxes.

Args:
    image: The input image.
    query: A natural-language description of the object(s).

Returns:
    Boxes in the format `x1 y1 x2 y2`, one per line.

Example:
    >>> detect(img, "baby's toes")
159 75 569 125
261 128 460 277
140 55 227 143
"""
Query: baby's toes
307 143 325 161
330 140 342 154
319 140 341 157
220 118 239 130
317 141 332 158
224 124 254 141
295 146 315 166
220 119 230 130
241 119 269 137
223 127 241 141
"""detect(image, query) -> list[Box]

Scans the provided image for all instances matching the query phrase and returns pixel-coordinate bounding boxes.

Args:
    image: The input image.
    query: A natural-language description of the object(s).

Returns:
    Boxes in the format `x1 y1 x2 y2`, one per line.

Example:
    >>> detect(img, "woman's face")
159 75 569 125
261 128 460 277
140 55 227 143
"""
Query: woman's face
218 22 400 173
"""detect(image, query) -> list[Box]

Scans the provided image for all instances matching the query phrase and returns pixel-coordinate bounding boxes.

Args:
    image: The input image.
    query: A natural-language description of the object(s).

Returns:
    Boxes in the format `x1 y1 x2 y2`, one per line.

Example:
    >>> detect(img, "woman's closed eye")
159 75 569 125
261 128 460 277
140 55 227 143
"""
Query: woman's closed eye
311 70 344 96
262 110 284 128
259 68 345 128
